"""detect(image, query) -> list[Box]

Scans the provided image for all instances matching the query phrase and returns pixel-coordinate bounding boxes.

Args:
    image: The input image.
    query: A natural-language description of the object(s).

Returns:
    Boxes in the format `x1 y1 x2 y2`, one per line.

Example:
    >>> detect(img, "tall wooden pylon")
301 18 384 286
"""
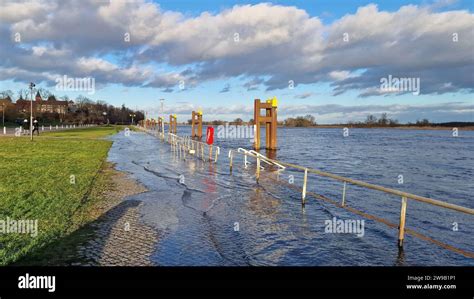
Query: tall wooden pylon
169 114 177 134
253 97 278 150
191 110 203 139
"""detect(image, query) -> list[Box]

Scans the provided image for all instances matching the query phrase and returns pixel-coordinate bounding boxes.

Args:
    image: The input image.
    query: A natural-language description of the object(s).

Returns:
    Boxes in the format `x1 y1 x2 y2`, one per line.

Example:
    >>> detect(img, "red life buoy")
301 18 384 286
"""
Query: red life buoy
206 127 214 145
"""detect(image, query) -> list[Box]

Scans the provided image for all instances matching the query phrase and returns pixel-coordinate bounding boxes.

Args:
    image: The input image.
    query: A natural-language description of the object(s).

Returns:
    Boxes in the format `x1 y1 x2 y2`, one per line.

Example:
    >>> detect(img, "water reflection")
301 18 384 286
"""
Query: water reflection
395 247 406 266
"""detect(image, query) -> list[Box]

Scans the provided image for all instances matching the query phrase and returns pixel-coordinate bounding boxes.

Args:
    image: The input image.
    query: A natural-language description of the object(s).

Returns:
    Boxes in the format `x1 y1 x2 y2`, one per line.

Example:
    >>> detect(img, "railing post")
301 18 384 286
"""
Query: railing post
201 143 205 161
214 147 219 163
398 196 408 248
342 182 347 207
229 150 233 173
302 168 308 206
256 157 260 183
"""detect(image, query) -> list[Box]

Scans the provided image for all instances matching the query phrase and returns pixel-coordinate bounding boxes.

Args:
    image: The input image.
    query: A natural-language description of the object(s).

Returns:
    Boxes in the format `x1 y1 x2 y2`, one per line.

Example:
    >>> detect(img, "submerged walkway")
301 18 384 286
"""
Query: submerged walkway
71 130 473 266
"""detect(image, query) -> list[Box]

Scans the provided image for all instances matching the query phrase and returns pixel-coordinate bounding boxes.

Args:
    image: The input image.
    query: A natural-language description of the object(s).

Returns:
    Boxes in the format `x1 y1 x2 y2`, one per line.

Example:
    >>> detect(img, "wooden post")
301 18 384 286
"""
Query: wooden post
265 108 271 149
254 100 260 150
302 168 308 206
270 105 277 149
253 97 278 150
229 150 233 173
169 114 177 134
398 196 408 248
191 110 203 139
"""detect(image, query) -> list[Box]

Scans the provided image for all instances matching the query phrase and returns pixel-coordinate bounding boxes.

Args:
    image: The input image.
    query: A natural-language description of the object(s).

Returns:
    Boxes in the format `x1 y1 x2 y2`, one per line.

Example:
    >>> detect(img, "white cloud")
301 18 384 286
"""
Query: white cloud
0 1 472 96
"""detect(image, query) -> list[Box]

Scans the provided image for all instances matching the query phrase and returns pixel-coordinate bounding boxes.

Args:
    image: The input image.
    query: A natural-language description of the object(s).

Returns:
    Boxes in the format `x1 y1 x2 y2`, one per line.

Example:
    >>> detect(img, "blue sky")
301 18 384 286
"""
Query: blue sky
0 0 473 123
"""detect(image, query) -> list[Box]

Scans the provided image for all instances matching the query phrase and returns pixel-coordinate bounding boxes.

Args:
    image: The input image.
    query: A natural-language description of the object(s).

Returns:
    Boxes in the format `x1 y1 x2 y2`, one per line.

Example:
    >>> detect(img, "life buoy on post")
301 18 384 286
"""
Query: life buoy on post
206 127 214 145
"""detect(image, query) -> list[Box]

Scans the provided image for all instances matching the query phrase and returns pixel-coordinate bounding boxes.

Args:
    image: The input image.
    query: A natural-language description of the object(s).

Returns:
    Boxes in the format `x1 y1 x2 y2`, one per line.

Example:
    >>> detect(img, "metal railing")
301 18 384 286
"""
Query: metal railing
167 133 220 163
136 124 473 257
229 148 474 256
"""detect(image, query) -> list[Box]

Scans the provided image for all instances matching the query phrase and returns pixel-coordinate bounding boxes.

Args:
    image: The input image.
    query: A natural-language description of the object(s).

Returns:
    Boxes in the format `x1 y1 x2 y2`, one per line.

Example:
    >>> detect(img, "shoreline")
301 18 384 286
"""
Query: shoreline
14 128 158 266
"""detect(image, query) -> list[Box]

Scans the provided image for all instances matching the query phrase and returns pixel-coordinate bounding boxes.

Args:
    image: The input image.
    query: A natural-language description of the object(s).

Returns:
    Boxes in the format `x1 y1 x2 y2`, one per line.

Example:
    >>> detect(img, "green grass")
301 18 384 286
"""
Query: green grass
0 125 127 265
41 124 137 139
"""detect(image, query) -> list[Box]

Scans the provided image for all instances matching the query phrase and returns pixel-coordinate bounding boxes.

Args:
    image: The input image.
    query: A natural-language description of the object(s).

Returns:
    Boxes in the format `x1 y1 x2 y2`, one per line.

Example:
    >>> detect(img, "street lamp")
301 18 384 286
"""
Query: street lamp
29 82 35 141
160 98 164 115
102 111 108 125
129 113 136 125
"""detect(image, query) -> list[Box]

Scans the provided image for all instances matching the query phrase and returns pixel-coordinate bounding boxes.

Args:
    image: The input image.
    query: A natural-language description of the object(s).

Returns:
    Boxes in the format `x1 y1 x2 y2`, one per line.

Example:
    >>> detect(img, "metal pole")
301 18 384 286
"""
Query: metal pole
256 157 260 183
342 182 347 207
302 168 308 206
398 196 408 248
29 84 34 141
229 150 233 173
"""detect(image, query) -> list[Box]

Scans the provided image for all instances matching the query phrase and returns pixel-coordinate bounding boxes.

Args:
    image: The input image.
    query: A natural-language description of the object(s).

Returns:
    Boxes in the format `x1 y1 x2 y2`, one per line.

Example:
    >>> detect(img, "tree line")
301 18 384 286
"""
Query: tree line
0 89 144 125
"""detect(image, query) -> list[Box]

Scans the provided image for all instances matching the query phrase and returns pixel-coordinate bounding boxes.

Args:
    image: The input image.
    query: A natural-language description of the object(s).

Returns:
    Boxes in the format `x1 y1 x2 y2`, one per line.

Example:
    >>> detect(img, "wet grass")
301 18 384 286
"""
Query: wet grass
0 125 128 265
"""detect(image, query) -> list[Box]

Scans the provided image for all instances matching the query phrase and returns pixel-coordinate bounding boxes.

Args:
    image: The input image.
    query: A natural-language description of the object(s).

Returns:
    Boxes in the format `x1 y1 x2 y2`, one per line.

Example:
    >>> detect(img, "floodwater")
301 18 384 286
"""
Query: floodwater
107 126 474 266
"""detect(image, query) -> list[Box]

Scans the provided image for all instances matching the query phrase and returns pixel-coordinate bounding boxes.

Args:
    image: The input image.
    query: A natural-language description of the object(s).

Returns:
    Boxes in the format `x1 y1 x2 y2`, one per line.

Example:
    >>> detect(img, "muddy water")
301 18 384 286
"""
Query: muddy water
106 128 473 266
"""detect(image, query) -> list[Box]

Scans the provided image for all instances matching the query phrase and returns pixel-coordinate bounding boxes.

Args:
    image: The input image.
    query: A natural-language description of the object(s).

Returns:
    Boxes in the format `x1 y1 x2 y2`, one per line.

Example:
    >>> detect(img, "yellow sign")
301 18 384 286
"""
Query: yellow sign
267 96 278 107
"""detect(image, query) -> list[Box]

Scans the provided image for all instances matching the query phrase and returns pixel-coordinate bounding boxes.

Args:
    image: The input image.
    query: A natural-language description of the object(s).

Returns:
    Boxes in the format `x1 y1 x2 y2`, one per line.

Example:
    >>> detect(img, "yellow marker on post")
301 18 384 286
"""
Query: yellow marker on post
270 96 278 107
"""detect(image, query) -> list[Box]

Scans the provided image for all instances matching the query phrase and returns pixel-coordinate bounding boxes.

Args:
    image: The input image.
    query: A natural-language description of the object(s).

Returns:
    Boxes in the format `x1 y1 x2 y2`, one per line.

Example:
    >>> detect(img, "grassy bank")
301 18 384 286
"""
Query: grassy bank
0 125 128 265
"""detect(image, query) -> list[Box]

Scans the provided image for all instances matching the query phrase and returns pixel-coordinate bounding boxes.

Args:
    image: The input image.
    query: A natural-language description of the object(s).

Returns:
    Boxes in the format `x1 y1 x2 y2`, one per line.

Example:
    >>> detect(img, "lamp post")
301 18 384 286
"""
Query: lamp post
160 98 164 115
102 111 108 125
29 82 35 141
129 113 136 125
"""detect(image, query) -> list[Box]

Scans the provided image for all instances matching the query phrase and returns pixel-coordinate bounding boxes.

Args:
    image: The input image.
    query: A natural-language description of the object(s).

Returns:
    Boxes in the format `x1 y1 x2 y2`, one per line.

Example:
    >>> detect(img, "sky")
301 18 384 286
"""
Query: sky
0 0 473 123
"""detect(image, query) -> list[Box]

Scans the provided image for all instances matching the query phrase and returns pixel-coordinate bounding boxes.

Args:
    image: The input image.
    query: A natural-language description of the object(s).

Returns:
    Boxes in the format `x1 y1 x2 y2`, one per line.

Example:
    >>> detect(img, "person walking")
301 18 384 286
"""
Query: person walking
23 119 29 135
32 119 39 136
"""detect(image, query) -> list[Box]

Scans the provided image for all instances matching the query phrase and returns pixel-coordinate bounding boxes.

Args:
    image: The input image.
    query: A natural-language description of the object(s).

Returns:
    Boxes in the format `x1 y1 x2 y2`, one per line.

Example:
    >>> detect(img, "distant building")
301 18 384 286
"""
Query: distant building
15 92 69 115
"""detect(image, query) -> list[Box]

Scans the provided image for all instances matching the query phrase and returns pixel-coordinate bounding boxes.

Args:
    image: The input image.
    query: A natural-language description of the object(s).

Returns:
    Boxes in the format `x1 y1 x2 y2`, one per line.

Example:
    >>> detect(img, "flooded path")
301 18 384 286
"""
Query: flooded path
103 130 473 266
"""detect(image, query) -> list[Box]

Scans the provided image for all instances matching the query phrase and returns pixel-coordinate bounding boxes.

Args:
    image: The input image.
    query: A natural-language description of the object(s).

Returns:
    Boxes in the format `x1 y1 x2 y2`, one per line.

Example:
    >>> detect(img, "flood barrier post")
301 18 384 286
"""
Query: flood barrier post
191 110 203 139
398 196 408 248
253 97 278 150
169 114 177 134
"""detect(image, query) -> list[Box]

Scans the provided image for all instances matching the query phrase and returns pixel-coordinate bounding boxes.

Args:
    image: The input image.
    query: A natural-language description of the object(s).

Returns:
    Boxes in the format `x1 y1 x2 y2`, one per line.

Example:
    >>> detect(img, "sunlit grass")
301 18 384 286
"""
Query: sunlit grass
0 125 128 264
